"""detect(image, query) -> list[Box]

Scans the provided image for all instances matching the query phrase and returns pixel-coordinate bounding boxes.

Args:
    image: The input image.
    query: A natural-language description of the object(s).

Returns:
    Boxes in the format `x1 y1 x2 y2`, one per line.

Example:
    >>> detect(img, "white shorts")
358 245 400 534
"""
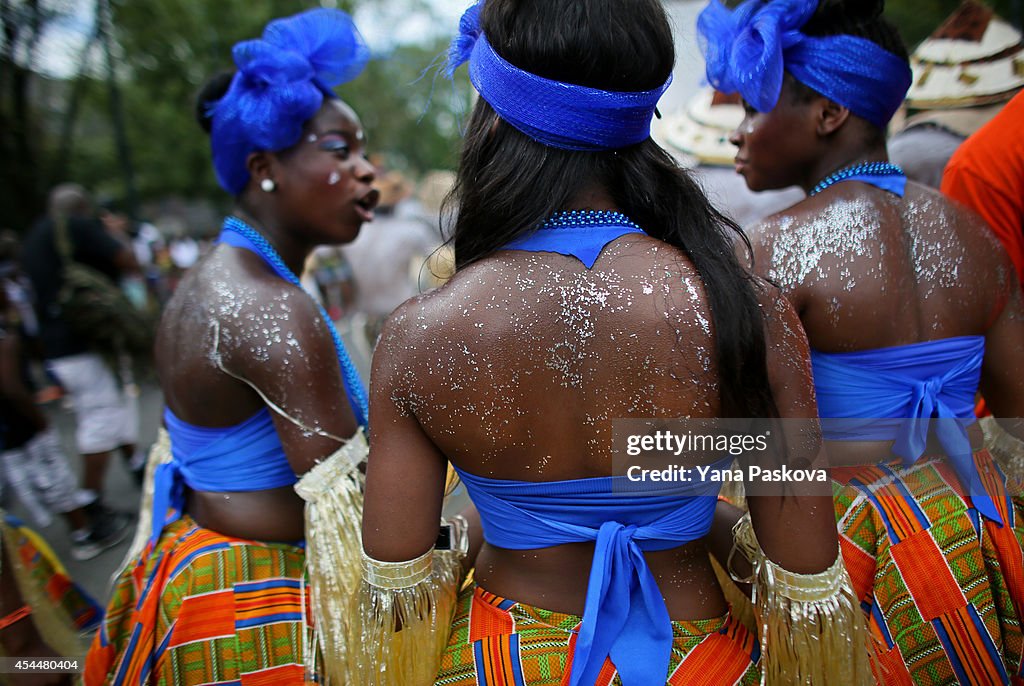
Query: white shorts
47 352 139 454
1 427 94 527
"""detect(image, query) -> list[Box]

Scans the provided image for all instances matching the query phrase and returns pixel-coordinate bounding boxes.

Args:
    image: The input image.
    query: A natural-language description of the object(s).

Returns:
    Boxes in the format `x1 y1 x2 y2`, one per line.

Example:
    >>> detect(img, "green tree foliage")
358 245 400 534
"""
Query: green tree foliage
100 0 320 206
0 0 78 231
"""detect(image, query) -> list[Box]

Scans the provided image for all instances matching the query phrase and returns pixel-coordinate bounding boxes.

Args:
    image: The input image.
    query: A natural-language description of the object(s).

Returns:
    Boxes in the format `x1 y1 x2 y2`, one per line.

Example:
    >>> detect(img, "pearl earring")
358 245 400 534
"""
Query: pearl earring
260 178 276 193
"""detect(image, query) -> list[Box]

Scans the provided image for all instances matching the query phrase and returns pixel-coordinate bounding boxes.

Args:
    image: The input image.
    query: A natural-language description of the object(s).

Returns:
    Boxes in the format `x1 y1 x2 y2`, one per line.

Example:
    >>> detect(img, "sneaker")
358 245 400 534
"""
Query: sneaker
71 512 131 561
85 500 137 522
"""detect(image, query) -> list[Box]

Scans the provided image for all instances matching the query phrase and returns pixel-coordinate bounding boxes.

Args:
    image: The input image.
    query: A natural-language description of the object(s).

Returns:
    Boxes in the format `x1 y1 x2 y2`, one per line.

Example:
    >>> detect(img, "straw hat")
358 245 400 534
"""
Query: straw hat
907 0 1024 110
655 89 743 167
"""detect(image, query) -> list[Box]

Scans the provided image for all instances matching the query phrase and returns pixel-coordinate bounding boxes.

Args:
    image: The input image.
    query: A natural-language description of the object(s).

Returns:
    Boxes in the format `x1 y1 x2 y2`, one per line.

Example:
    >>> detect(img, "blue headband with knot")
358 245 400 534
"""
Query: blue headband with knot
210 8 369 195
446 1 671 151
698 0 911 129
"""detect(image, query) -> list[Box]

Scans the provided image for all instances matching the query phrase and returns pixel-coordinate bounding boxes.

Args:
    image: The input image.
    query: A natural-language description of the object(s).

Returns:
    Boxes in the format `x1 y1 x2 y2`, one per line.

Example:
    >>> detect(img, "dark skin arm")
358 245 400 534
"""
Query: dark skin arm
362 310 448 563
979 267 1024 441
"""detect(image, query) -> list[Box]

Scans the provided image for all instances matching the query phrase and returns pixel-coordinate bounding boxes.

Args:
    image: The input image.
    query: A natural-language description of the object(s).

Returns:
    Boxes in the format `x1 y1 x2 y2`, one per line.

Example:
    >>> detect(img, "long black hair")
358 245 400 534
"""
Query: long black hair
445 0 778 420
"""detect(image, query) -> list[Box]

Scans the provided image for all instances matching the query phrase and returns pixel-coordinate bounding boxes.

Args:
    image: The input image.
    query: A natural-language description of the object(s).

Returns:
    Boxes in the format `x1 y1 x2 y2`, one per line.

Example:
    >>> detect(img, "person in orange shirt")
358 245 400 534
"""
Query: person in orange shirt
942 90 1024 290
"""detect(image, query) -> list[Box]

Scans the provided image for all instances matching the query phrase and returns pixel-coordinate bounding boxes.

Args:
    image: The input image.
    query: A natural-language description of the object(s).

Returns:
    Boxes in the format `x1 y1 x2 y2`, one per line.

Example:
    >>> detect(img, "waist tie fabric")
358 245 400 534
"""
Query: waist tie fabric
453 459 728 686
810 335 1000 524
151 407 296 545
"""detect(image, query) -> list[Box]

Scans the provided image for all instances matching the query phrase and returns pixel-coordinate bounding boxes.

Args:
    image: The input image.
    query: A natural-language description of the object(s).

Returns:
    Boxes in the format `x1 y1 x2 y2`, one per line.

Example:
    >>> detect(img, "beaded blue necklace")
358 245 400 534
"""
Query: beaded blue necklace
809 161 905 197
538 209 643 231
220 216 369 429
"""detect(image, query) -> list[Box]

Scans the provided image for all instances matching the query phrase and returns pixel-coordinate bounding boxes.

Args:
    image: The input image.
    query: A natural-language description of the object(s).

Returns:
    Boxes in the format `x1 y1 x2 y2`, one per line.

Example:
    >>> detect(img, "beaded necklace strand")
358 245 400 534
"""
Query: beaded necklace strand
539 209 643 230
809 161 905 197
222 216 369 429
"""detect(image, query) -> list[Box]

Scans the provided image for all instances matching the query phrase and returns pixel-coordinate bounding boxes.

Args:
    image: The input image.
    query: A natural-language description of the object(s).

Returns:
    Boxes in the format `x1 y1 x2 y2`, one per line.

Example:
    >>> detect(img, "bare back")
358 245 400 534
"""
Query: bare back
369 232 823 618
749 180 1024 456
752 182 1012 351
382 235 721 479
155 243 356 541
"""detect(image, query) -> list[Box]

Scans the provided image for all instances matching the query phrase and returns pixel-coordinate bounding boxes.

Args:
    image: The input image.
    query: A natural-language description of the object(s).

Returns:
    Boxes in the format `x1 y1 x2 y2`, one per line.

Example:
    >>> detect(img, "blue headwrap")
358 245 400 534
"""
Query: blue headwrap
209 9 370 195
697 0 911 129
446 2 671 151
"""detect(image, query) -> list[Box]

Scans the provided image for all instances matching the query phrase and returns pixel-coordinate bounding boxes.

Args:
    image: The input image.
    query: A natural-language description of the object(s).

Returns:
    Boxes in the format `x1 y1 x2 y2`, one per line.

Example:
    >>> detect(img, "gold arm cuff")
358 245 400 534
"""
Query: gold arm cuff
730 512 874 686
362 549 434 590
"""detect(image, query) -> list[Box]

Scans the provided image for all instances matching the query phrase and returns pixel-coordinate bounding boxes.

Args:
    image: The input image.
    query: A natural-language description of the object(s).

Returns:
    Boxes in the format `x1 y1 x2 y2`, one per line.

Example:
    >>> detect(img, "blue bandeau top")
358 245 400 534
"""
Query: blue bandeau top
151 408 295 545
454 458 729 686
810 335 1001 524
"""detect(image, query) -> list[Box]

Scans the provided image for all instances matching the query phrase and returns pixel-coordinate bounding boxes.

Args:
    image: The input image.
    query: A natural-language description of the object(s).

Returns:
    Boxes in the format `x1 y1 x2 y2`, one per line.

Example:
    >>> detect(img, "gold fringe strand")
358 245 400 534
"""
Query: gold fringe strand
710 555 756 634
730 513 873 686
293 429 369 686
352 518 468 686
980 416 1024 483
114 427 172 586
0 516 88 658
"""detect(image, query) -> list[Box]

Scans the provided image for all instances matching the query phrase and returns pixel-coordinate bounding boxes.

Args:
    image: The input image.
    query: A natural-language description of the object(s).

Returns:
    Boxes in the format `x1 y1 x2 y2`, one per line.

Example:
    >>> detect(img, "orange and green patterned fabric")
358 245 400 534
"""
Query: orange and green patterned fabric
84 515 313 686
3 513 101 633
435 583 760 686
834 449 1024 686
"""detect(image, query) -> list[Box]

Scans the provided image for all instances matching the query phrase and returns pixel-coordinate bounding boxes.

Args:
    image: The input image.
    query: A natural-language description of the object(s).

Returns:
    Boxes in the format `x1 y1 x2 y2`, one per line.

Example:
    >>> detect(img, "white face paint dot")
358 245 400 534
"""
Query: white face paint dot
327 171 341 185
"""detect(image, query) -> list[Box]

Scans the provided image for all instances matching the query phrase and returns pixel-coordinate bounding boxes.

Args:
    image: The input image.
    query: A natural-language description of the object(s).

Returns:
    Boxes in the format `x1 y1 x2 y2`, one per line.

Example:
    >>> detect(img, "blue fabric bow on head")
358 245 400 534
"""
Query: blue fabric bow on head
445 0 670 151
698 0 911 129
210 8 369 195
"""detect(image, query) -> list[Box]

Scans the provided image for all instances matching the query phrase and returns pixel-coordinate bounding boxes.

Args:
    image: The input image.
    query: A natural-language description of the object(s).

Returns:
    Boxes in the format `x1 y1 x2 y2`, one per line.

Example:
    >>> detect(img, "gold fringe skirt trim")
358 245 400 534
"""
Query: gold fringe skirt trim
353 524 467 686
0 517 87 657
731 513 873 686
115 426 171 586
980 416 1024 482
294 428 369 686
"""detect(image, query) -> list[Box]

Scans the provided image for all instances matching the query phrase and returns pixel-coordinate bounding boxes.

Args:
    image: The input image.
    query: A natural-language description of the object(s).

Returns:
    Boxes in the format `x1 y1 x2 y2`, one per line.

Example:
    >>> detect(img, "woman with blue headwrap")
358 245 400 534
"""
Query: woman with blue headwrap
700 0 1024 683
84 9 378 685
348 0 870 684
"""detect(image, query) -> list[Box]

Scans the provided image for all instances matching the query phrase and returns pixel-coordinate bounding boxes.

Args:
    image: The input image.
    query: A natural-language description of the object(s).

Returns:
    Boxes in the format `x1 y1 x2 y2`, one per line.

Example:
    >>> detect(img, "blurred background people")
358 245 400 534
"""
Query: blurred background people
339 169 442 349
19 184 140 529
888 0 1023 188
0 258 128 560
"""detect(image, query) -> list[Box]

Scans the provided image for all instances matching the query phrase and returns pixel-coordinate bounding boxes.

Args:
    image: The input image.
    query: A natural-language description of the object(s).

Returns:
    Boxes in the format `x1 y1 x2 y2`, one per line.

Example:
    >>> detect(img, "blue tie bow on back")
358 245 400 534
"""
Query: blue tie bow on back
811 336 1005 526
152 408 298 546
445 1 671 151
209 8 370 195
697 0 912 129
454 460 730 686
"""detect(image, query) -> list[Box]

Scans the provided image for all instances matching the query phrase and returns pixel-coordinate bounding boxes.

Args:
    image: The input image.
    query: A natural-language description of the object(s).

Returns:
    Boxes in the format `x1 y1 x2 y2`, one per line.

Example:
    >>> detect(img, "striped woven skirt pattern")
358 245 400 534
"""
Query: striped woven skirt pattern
84 515 312 686
834 449 1024 685
435 583 760 686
